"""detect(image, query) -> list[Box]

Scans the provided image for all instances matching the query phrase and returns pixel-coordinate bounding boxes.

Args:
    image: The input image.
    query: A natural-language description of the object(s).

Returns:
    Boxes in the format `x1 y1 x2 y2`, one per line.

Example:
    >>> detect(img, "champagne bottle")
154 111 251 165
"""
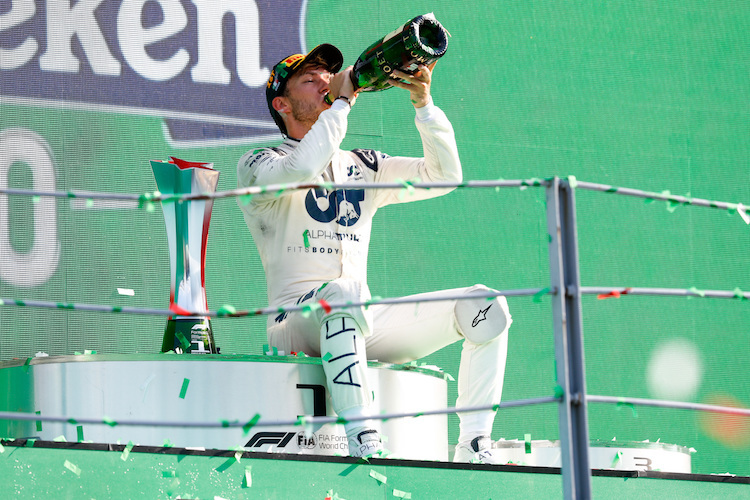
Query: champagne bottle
352 13 449 92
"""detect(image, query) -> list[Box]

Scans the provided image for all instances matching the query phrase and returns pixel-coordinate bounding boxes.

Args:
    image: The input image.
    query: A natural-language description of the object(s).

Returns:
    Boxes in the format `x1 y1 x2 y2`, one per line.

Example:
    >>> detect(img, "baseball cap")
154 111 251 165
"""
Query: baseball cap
266 44 344 135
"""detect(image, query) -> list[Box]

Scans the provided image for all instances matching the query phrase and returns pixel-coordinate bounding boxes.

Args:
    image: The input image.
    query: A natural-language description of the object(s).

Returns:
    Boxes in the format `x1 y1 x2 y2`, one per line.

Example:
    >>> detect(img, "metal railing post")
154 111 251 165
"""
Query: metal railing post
546 177 592 498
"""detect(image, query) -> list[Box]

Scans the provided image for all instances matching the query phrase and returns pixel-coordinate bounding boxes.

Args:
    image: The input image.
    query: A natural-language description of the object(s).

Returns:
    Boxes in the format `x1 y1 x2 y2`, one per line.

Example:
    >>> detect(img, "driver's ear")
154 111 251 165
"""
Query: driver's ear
273 96 291 115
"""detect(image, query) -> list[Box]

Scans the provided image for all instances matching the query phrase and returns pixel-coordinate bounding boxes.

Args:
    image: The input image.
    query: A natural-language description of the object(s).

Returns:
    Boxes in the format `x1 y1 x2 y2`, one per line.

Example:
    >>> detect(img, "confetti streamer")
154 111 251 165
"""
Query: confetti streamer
64 460 82 476
179 378 190 399
102 416 117 427
395 178 416 200
35 411 42 431
76 425 84 442
217 304 237 316
243 465 252 488
303 229 310 248
524 433 532 454
319 299 332 314
532 287 550 303
121 441 134 461
597 290 621 300
369 469 388 484
610 451 622 468
616 401 638 417
393 489 412 499
738 203 750 224
176 332 190 350
242 414 261 435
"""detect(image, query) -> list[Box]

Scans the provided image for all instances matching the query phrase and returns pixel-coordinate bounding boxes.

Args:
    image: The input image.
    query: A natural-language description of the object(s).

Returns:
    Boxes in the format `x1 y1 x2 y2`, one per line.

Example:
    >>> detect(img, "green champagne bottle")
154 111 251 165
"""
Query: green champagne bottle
352 13 449 92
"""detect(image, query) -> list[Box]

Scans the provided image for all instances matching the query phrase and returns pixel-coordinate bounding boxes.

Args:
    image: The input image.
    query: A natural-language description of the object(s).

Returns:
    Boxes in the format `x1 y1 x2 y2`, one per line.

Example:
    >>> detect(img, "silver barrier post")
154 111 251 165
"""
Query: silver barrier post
546 177 592 498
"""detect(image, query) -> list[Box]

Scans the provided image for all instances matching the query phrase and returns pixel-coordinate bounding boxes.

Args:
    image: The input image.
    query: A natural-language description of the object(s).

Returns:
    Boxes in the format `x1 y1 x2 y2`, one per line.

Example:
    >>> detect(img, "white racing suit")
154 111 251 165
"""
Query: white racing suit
237 98 511 448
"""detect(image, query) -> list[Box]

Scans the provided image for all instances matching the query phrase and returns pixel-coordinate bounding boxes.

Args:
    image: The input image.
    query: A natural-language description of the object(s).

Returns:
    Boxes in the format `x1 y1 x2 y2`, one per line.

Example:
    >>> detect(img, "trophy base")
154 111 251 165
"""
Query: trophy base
162 317 218 354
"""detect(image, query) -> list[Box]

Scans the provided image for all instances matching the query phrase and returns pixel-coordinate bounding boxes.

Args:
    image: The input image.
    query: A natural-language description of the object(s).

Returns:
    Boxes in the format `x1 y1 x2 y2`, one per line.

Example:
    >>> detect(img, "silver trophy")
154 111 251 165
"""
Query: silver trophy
151 157 220 354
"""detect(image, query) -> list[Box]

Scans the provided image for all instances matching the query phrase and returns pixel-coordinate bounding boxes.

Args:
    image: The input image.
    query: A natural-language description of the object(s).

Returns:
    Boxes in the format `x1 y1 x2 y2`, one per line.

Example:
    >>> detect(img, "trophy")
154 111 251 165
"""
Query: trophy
351 13 449 92
151 157 220 354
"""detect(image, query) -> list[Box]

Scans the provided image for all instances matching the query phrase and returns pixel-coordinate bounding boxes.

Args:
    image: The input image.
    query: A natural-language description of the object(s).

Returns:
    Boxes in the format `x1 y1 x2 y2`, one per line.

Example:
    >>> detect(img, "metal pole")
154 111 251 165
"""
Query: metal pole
546 177 592 499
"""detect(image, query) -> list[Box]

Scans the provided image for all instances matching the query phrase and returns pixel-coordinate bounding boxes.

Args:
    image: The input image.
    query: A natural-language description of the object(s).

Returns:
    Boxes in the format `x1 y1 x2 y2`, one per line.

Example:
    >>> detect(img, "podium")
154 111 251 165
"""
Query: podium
0 354 449 460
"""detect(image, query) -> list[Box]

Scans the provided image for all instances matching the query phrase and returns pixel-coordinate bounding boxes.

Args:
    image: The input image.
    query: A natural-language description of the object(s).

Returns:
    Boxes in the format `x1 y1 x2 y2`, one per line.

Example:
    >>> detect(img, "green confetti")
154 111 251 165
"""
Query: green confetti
322 352 333 362
25 439 36 448
524 433 532 454
616 400 638 417
35 411 42 432
393 489 412 499
303 229 310 248
53 435 67 442
734 287 747 300
162 470 177 478
243 414 261 435
163 439 173 448
121 441 134 461
32 195 41 204
215 457 235 472
243 465 252 487
64 460 82 476
23 357 32 373
85 198 94 208
567 175 578 189
369 469 387 484
76 425 84 442
217 304 237 316
176 332 190 349
610 450 622 468
533 287 550 303
240 193 253 205
179 378 190 399
102 416 117 427
688 286 705 298
395 178 415 200
553 384 565 399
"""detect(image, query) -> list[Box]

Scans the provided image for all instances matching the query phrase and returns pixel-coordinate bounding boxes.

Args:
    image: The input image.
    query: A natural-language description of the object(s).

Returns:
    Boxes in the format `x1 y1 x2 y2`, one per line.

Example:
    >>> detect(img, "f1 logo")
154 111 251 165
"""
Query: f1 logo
245 432 296 448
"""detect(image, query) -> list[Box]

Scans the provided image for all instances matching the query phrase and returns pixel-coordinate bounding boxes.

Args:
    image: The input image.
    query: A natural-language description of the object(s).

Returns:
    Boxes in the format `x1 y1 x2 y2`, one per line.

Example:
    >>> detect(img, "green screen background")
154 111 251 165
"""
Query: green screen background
1 0 748 476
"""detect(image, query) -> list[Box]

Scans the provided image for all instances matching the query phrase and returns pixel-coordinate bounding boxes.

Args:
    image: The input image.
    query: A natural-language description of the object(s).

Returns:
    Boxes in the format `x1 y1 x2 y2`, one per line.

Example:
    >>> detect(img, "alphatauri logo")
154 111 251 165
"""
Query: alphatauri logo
0 0 307 145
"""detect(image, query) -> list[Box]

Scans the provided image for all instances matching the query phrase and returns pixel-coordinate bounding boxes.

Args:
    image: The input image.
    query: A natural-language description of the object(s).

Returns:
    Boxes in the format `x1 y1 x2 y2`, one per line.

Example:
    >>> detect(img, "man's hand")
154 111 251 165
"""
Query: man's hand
389 63 435 108
329 66 357 106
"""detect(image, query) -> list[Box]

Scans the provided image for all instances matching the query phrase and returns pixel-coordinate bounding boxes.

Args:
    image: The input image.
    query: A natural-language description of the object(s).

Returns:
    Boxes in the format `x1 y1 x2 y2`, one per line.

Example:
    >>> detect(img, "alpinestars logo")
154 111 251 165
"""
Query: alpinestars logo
472 304 492 327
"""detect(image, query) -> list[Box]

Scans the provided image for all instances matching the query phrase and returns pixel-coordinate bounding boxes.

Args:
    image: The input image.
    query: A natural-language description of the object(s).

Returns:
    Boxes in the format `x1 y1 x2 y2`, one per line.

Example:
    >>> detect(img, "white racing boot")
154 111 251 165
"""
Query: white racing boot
453 436 504 465
348 428 384 458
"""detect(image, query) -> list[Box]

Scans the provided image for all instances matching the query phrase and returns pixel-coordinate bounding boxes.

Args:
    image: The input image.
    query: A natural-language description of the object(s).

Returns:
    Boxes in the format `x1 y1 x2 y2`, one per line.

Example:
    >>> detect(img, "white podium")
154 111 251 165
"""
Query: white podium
0 354 449 461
